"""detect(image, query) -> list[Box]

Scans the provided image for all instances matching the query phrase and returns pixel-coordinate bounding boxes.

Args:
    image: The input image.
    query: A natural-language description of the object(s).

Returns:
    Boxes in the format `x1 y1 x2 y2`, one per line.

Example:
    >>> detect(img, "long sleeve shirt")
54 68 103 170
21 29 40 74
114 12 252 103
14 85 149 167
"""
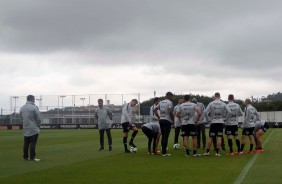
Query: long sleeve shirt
226 101 243 126
94 106 113 130
205 99 231 124
243 104 259 128
121 103 132 124
150 104 160 123
19 101 41 137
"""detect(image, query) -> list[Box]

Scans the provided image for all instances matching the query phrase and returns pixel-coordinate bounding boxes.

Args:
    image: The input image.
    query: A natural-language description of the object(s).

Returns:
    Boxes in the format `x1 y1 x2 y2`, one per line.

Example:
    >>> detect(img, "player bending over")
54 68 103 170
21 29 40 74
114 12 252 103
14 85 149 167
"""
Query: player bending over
254 119 269 152
142 122 161 155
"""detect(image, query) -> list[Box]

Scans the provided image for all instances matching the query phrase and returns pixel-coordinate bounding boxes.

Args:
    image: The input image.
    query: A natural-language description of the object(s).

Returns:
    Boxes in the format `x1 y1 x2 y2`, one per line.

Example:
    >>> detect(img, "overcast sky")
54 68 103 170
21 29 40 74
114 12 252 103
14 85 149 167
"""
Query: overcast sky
0 0 281 111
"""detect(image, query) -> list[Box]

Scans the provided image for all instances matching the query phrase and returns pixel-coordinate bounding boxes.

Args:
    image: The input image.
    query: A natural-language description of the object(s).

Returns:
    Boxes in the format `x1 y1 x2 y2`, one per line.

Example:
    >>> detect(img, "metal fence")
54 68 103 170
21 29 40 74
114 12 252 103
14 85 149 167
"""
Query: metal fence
5 94 141 125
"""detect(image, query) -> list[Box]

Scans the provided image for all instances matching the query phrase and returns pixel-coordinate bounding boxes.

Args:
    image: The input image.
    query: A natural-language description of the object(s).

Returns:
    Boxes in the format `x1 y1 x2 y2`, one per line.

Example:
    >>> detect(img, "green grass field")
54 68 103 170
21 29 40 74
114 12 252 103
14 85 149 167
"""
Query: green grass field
0 128 281 184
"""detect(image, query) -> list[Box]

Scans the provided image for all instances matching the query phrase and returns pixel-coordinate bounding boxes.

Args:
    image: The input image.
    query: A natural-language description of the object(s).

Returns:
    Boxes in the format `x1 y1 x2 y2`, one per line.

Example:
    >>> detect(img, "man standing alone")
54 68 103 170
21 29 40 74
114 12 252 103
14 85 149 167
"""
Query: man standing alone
20 95 41 162
94 99 113 151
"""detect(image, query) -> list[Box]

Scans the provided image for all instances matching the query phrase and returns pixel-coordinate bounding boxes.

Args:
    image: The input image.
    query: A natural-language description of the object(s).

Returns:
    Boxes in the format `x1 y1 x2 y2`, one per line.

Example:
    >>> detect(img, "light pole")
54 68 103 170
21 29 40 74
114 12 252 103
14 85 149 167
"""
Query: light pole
36 98 42 109
60 96 66 109
59 96 66 124
80 98 86 106
12 96 19 124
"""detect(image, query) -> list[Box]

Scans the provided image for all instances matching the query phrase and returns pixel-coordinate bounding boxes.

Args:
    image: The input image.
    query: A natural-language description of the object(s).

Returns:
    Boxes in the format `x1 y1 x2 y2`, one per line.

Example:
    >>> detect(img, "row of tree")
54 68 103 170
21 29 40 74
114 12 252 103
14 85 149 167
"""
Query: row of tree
140 92 282 112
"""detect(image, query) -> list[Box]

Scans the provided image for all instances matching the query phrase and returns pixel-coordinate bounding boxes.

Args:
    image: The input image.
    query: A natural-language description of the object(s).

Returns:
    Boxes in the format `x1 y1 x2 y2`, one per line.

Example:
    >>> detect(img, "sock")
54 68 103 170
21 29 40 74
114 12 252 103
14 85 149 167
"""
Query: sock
236 139 240 152
206 149 210 153
240 144 245 152
228 139 233 153
123 137 128 150
130 131 138 143
185 149 190 156
250 144 254 151
216 148 219 154
132 130 138 138
193 150 197 155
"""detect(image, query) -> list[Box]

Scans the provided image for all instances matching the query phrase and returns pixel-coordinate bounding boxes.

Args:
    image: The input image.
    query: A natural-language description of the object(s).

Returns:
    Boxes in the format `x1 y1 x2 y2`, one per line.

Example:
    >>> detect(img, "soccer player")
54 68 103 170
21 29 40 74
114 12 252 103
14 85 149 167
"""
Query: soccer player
154 92 174 156
121 99 139 153
176 95 201 157
173 98 183 147
203 92 231 156
19 95 41 161
150 97 161 150
192 98 206 150
225 94 243 155
142 122 161 155
209 96 226 151
254 119 269 152
239 99 259 154
94 99 113 151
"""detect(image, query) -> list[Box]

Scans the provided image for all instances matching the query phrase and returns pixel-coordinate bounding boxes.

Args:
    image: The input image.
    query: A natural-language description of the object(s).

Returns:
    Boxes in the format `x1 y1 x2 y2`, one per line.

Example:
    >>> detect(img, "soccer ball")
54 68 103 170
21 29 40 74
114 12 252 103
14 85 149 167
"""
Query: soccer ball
173 143 181 150
130 147 137 153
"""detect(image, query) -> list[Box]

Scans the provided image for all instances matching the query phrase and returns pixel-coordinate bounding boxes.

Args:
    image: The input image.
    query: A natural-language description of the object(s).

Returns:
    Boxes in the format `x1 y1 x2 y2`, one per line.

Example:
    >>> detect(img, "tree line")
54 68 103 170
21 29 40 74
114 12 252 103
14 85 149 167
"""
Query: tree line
140 92 282 112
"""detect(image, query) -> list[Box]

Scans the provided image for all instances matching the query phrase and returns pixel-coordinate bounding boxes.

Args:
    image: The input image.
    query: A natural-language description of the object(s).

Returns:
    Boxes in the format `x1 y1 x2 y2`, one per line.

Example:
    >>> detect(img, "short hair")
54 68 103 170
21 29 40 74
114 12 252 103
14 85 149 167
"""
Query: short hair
245 98 252 104
98 99 103 102
27 95 35 102
131 99 138 103
191 98 197 103
215 92 220 98
184 94 191 101
153 97 160 103
166 92 173 97
228 94 234 100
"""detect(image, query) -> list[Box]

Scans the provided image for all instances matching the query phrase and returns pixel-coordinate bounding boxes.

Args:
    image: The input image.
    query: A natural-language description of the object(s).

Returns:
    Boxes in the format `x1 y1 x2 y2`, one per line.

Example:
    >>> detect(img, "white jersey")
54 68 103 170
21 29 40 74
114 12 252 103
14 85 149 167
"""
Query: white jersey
156 99 173 123
177 102 197 125
196 102 206 124
255 120 265 132
143 123 161 133
121 103 132 124
173 104 181 127
243 104 259 128
226 101 243 126
205 99 231 124
150 104 160 123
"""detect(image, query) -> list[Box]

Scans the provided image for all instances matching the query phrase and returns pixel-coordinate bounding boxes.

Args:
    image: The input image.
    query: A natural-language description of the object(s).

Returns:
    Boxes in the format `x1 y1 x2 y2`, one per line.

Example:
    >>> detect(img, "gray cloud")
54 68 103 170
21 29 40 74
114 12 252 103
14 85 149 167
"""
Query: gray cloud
0 0 282 109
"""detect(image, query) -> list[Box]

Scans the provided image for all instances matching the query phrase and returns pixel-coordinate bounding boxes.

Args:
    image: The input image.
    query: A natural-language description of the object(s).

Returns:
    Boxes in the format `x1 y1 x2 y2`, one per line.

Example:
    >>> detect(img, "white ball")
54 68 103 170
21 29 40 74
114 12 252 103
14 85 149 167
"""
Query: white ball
130 147 137 153
173 143 180 150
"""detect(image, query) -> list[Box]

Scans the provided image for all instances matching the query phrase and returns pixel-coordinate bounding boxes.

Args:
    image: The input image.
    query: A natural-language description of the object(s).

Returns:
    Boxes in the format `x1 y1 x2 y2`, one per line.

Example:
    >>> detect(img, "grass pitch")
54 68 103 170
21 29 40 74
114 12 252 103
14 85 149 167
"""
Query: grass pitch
0 128 281 184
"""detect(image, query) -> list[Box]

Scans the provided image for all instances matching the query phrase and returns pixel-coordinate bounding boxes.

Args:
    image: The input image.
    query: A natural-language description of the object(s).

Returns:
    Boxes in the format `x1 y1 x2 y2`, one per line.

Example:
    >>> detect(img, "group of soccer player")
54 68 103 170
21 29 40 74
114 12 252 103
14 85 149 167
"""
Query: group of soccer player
96 91 269 157
121 92 269 157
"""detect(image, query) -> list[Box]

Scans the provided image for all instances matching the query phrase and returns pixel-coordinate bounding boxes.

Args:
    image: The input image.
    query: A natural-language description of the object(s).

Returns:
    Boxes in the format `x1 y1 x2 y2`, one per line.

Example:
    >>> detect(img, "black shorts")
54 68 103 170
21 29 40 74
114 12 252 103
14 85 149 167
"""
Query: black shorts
181 124 197 137
225 125 238 136
242 127 255 136
122 122 136 133
142 126 156 139
209 123 223 137
261 122 269 132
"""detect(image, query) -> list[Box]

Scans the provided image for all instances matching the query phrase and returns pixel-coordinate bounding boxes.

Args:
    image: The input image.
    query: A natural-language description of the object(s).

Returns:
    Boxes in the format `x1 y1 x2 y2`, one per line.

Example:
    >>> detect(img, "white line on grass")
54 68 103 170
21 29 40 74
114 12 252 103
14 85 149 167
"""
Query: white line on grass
233 129 275 184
